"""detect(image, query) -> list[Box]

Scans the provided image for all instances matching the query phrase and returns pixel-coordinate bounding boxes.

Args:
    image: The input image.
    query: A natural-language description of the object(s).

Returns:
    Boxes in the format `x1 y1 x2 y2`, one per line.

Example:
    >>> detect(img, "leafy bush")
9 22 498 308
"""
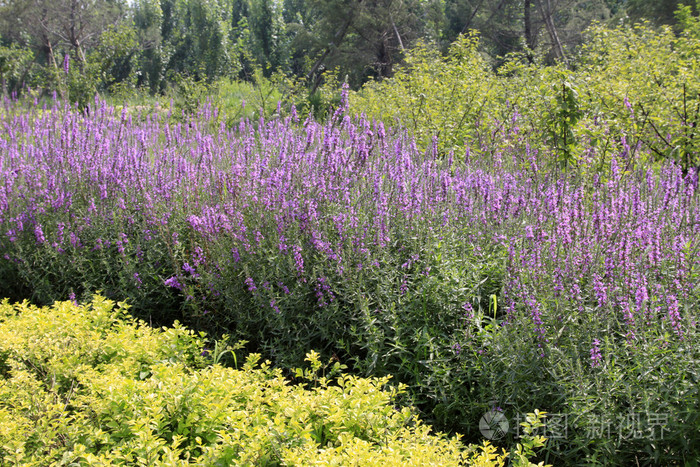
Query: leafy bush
352 19 700 172
208 71 290 123
0 296 549 466
573 20 700 172
351 34 500 157
0 44 37 97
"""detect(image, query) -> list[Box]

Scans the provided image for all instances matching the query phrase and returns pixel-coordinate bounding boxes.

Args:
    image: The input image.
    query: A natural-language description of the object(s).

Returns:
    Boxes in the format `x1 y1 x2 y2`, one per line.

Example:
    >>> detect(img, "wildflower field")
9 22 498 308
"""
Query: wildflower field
1 77 699 464
4 16 700 464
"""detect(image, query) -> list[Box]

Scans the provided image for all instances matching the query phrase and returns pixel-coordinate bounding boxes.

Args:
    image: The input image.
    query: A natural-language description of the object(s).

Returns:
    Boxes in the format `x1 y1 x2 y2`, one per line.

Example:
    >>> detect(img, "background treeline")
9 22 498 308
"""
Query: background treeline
0 0 698 106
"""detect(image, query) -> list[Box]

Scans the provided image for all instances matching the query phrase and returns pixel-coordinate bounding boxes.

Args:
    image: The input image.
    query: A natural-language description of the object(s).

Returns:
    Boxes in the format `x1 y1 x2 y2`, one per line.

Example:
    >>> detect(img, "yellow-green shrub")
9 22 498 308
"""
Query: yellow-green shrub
352 19 700 171
0 296 548 466
352 33 497 157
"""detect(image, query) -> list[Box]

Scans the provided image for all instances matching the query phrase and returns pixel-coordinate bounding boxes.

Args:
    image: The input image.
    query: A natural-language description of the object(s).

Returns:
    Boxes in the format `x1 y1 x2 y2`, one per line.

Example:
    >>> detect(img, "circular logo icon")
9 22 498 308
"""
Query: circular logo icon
479 409 509 440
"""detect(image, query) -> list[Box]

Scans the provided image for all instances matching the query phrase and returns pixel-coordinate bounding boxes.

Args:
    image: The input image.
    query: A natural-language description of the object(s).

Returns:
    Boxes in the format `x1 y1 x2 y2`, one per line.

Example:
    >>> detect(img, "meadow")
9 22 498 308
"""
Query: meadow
2 19 700 466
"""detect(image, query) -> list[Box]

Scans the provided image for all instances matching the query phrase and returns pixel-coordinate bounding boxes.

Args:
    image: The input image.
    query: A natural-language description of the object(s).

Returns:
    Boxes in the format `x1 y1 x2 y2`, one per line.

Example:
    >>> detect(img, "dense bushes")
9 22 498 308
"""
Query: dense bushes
352 19 700 172
0 296 554 465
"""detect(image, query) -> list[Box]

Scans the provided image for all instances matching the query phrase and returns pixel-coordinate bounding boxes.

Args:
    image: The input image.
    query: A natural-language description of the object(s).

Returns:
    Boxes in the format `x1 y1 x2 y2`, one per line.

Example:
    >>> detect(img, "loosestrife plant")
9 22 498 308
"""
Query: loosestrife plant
0 92 698 464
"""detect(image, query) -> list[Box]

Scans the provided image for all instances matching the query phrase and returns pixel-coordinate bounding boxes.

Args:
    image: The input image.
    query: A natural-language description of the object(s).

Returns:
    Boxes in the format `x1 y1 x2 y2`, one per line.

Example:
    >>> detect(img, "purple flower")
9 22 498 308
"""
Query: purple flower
624 96 633 114
5 230 17 243
245 277 257 293
0 91 697 363
292 245 304 276
463 302 474 319
182 263 196 275
592 274 608 308
590 339 602 368
70 232 80 248
34 224 45 244
164 276 184 290
666 294 683 337
278 235 288 253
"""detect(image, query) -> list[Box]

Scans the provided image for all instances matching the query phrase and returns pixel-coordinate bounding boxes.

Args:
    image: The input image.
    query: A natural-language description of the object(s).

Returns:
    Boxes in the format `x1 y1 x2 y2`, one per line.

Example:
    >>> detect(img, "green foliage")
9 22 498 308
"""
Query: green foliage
468 289 700 465
0 296 549 465
247 0 290 75
575 21 700 171
132 0 167 93
66 64 101 110
92 23 140 95
168 73 213 116
627 0 697 25
210 70 289 122
353 19 700 171
353 33 497 156
0 0 694 104
548 76 583 168
294 0 428 86
0 44 35 96
511 411 550 467
161 0 237 81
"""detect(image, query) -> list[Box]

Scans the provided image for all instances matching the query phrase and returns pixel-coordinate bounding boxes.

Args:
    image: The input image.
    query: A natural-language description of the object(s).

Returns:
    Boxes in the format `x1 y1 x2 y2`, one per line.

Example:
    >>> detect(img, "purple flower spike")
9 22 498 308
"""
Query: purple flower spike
183 263 196 275
244 277 257 293
164 276 184 290
590 339 602 368
34 224 45 244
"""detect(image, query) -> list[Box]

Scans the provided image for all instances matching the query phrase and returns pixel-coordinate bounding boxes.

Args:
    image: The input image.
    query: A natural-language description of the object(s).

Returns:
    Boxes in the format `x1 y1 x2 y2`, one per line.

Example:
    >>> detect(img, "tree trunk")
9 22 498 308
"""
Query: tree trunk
524 0 536 50
307 17 352 93
68 0 86 67
391 14 404 51
307 0 364 93
377 33 392 78
535 0 566 62
460 0 486 35
46 38 58 69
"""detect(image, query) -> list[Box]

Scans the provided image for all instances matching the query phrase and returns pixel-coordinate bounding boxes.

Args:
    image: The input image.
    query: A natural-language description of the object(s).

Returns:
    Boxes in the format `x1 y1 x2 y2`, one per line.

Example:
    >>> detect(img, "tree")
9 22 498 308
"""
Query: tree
442 0 611 65
159 0 235 81
132 0 165 92
0 0 124 69
291 0 439 90
247 0 289 75
0 44 35 95
92 23 139 92
627 0 698 25
535 0 566 61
